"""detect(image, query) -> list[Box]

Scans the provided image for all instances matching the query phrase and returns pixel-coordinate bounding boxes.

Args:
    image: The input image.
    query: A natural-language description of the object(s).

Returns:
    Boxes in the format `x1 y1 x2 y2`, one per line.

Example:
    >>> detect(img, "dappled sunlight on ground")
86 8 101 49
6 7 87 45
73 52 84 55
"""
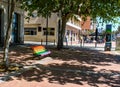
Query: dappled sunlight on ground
0 45 120 87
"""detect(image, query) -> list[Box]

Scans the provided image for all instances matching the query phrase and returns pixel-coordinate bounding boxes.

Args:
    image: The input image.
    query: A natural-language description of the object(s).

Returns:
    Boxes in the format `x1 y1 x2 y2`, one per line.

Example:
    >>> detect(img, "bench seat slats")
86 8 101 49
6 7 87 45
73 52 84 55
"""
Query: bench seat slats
40 51 51 56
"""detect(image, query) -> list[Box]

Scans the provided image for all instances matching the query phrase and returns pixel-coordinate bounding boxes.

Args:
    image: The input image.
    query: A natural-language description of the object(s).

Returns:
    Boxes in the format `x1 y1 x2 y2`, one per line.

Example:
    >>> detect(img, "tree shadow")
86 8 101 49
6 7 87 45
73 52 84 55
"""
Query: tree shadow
15 63 120 87
0 45 120 87
50 47 120 65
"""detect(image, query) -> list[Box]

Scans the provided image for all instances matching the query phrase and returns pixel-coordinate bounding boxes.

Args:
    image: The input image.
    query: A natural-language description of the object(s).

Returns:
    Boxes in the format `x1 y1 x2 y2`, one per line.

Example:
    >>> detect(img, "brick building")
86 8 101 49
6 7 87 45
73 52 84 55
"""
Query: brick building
80 16 91 35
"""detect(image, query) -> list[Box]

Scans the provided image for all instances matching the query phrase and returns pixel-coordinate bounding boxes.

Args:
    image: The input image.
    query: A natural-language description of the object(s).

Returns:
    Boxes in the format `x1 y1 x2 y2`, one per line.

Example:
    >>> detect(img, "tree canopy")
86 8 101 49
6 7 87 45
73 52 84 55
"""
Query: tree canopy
21 0 120 22
21 0 120 49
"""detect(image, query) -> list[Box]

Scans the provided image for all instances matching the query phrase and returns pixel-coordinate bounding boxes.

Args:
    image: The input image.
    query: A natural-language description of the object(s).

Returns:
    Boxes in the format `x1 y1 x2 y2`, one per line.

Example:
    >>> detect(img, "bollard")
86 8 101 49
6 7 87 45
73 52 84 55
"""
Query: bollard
54 40 55 46
41 39 43 45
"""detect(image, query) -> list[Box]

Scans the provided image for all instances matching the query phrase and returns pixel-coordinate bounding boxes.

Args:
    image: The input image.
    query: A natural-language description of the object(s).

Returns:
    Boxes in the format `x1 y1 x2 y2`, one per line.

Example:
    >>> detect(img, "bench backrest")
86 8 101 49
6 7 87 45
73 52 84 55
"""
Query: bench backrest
31 45 51 56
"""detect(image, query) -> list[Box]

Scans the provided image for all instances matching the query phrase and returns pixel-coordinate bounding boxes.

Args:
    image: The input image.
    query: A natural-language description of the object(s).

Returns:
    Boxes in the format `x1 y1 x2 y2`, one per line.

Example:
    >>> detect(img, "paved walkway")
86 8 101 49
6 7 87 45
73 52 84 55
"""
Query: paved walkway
0 44 120 87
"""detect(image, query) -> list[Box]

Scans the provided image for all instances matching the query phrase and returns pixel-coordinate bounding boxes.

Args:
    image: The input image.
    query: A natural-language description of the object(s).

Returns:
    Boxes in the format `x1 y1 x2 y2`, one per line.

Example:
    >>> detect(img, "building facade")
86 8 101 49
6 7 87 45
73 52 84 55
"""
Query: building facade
0 0 24 46
65 16 81 44
24 13 58 42
24 13 81 44
80 16 91 35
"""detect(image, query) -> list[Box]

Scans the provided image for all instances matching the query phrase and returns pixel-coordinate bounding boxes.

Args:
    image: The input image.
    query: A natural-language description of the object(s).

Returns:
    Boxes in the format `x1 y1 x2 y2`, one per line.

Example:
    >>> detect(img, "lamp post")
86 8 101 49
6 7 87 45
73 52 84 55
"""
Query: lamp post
95 20 99 47
95 28 98 47
45 3 48 47
46 14 48 47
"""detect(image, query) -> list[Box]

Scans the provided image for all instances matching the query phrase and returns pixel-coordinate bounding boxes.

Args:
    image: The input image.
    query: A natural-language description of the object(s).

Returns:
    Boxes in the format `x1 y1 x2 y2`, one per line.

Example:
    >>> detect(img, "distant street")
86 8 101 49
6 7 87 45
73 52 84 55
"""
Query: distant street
70 41 116 51
24 41 116 51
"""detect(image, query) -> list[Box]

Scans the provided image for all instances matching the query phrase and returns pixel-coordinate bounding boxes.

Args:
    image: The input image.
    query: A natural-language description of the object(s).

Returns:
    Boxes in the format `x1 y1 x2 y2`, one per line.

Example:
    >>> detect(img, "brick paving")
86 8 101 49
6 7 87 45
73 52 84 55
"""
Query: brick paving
0 44 120 87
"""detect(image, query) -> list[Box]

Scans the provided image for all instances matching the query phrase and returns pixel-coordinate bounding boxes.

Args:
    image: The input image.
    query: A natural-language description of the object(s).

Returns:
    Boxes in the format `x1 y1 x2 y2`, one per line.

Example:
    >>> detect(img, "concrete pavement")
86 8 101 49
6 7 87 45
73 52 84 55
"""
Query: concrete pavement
0 41 120 87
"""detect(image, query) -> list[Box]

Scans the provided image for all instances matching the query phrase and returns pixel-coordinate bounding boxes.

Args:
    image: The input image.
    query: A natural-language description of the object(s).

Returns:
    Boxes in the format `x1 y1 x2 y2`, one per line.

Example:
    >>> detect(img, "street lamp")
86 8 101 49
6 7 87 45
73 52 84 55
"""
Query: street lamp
94 20 99 47
46 14 48 47
95 28 98 47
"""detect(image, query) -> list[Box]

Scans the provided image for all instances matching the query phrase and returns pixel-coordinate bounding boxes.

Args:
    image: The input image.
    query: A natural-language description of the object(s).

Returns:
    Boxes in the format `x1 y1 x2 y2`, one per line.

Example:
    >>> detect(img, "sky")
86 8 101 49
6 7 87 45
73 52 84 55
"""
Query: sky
96 17 120 32
97 22 119 32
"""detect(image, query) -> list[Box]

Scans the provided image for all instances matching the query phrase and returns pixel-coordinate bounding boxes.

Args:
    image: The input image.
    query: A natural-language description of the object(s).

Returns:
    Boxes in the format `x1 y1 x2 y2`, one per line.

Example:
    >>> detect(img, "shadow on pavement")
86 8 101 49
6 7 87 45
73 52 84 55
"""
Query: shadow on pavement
0 45 120 87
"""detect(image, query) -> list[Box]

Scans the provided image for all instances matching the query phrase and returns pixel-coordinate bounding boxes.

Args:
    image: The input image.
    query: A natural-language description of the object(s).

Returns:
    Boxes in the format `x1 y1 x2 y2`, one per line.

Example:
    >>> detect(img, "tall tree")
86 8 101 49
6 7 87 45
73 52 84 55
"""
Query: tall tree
21 0 120 49
3 0 16 69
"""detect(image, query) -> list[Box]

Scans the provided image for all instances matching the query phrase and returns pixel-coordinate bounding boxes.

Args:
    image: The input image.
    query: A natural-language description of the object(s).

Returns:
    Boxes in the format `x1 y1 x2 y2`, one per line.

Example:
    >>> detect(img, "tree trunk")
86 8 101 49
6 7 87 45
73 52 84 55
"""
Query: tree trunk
60 16 67 47
57 20 62 50
3 0 15 69
57 16 67 50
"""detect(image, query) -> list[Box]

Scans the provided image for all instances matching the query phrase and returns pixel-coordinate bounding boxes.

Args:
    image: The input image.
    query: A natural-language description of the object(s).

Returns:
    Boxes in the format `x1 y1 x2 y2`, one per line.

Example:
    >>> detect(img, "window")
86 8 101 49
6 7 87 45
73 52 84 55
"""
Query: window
43 28 55 36
24 28 37 35
38 27 41 32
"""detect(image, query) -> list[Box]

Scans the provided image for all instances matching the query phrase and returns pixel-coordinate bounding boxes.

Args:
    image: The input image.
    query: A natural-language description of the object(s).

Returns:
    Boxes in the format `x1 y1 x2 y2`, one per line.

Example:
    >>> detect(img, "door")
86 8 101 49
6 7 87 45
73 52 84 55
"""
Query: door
12 13 20 43
0 10 2 45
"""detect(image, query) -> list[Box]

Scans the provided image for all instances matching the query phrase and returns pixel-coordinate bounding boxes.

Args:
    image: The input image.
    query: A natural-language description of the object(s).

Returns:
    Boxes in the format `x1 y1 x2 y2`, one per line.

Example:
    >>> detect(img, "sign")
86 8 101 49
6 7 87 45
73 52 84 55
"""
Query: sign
106 33 111 42
106 24 112 33
104 24 112 51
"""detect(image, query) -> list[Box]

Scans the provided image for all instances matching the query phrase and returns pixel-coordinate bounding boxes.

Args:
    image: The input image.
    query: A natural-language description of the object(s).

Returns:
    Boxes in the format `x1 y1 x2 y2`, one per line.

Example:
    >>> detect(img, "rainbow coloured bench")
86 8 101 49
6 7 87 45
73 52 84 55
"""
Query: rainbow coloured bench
31 45 51 57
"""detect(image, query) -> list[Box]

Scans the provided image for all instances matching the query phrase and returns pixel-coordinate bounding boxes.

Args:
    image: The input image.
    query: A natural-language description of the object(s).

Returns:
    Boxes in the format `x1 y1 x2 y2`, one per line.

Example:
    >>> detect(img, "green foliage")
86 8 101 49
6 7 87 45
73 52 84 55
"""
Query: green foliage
90 0 120 23
21 0 59 17
20 0 120 49
21 0 120 22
